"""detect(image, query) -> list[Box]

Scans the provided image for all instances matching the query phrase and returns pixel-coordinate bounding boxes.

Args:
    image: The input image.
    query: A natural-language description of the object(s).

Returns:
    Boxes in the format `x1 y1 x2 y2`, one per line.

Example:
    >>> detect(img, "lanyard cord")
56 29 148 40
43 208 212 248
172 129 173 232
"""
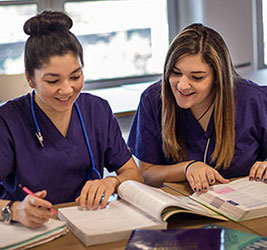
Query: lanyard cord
31 90 101 179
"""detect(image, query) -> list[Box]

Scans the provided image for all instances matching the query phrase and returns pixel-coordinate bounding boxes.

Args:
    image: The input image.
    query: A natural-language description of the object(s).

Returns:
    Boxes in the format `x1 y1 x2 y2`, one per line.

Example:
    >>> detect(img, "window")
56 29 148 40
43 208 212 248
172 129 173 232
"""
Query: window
256 0 267 69
260 0 267 67
0 0 173 88
0 3 37 74
65 0 169 84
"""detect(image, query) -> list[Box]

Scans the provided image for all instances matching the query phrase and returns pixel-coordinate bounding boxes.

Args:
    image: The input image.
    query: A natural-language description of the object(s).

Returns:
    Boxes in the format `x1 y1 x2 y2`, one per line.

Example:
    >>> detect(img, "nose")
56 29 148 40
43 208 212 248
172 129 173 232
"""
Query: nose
58 79 73 95
178 76 191 90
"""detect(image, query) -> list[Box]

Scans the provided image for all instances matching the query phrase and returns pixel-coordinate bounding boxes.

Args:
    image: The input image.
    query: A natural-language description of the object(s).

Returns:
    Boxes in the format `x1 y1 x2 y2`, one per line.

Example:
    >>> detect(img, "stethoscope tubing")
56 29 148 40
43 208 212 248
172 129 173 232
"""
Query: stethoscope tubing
30 90 101 180
74 102 101 179
203 123 214 164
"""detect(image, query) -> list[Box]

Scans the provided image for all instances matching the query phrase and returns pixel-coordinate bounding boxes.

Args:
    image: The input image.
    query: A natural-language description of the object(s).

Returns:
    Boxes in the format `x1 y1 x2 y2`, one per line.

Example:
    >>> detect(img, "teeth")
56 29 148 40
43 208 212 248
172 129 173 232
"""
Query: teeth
57 97 69 101
180 92 189 96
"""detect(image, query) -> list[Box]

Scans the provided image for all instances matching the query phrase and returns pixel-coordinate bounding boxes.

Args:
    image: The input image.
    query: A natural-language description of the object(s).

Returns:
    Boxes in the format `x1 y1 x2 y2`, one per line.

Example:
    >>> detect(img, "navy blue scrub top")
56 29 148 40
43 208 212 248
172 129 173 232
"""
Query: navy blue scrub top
0 93 131 204
128 78 267 178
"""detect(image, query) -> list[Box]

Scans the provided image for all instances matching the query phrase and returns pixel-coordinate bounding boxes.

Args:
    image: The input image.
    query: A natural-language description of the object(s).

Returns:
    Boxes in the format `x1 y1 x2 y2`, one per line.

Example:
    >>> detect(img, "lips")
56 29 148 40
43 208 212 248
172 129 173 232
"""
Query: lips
178 90 195 97
55 96 72 102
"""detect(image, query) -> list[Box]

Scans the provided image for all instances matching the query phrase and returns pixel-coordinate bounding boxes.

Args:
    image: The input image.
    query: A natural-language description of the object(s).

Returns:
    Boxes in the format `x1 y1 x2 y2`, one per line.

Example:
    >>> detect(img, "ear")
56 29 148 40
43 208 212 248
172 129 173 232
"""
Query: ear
25 71 35 89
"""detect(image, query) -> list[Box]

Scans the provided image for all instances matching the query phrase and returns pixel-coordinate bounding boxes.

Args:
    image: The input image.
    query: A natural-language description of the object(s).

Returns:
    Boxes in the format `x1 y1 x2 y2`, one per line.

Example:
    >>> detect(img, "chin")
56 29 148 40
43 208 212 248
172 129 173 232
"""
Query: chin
53 103 74 113
175 99 192 110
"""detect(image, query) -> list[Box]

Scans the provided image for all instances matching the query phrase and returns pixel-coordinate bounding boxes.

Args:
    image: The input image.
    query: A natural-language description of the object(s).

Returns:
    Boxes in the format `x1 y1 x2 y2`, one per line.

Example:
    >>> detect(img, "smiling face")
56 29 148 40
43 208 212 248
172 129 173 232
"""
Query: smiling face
169 53 215 116
28 53 84 116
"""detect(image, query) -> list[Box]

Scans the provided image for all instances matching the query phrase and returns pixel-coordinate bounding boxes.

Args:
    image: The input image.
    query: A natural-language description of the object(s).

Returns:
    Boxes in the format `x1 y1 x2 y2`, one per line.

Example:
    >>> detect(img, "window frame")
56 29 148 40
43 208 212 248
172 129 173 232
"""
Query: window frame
256 0 266 69
0 0 179 89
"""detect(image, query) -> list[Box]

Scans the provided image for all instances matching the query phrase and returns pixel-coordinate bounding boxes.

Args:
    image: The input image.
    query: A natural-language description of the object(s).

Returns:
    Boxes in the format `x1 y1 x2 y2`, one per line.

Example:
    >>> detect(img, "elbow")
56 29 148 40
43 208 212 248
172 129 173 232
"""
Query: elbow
137 173 144 184
142 171 162 188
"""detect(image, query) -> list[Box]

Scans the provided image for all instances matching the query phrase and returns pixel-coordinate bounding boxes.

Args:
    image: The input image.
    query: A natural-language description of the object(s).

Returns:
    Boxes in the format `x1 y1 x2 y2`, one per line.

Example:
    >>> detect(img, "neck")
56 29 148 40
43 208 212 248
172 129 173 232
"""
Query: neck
196 101 214 121
195 102 214 132
34 95 73 137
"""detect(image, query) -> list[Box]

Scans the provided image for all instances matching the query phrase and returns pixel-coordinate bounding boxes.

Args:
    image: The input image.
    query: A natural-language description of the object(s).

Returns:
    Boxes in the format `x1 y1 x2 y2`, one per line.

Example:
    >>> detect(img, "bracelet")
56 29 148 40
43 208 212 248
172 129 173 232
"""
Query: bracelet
185 160 198 174
106 176 121 185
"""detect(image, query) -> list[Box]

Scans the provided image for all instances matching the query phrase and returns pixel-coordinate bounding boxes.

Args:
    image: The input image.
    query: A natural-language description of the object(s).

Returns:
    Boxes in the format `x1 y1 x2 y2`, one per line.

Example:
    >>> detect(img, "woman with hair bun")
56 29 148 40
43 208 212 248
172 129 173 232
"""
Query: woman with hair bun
128 23 267 193
0 10 142 228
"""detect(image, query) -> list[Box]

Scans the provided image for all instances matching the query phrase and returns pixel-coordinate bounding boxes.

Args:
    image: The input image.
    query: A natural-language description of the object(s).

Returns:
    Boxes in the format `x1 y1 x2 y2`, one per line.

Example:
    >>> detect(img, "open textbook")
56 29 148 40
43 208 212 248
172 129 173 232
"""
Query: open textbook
189 177 267 221
58 180 226 246
0 218 67 250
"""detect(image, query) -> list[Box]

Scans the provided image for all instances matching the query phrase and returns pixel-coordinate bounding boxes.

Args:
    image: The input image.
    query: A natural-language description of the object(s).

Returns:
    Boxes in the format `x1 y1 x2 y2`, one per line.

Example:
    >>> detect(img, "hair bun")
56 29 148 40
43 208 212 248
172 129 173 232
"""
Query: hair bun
24 10 73 36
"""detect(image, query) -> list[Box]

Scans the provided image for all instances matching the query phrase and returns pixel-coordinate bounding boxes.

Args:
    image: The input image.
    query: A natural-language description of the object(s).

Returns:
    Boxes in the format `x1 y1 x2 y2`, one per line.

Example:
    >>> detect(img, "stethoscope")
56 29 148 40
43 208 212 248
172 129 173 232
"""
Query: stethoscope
203 122 214 164
30 90 102 180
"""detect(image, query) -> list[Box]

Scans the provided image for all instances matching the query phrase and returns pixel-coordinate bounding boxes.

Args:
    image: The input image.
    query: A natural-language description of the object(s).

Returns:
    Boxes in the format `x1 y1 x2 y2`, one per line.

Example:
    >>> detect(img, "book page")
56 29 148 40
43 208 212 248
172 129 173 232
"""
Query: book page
160 196 227 221
58 200 166 246
190 177 267 221
118 180 226 221
220 177 267 204
0 219 67 250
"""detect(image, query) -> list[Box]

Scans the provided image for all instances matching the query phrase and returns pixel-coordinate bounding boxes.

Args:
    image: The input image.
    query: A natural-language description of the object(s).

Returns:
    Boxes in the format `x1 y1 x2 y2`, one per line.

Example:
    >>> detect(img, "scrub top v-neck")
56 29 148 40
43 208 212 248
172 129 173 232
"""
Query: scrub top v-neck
0 93 131 204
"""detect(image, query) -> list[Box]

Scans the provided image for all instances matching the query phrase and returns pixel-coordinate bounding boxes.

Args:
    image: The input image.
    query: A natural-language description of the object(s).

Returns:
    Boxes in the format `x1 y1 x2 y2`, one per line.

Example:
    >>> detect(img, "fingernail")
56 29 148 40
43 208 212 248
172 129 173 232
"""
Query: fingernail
264 179 267 183
249 177 253 181
256 177 260 182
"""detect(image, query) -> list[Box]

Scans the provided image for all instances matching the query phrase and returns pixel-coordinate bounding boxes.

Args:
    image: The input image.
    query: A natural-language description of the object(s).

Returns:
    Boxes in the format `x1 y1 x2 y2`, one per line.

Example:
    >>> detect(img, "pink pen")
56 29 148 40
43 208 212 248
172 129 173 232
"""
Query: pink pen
18 184 57 215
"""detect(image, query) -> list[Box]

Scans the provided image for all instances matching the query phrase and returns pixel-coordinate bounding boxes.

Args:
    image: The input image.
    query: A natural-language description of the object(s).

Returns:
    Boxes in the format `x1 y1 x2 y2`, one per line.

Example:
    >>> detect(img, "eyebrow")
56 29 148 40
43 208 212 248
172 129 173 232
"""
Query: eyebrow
173 66 206 74
43 67 82 77
191 70 207 74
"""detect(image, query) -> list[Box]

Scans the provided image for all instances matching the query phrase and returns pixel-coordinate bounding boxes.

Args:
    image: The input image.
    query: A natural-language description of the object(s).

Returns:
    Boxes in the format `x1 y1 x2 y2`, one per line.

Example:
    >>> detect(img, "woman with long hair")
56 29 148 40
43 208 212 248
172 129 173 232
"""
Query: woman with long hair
128 23 267 192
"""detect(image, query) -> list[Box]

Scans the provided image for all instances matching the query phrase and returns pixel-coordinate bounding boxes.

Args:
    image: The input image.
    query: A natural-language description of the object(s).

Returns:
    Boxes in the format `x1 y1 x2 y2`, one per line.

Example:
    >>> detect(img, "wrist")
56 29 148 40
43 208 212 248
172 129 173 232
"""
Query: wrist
106 176 121 192
2 200 16 224
11 201 20 222
185 160 198 175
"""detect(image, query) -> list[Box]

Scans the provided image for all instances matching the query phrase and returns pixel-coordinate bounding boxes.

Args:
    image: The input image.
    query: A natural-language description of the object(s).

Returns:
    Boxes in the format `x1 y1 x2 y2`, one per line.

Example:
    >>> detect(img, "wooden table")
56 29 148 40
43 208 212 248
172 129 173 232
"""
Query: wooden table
32 183 266 249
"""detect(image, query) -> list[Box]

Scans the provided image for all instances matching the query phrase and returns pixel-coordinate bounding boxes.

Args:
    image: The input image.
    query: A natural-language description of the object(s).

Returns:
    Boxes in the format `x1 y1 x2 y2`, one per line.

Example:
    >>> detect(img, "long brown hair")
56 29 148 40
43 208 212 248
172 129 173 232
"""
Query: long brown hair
162 23 238 169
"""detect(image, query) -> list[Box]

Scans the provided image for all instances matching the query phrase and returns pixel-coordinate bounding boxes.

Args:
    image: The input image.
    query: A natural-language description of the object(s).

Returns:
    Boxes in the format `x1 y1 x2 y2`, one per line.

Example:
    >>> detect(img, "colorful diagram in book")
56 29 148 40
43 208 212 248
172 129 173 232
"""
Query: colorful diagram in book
190 177 267 221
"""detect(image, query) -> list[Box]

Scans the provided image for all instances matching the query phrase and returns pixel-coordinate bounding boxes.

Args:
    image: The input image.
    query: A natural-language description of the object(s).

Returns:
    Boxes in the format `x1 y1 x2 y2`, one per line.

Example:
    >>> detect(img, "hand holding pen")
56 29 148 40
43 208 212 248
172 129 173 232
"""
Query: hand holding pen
11 184 57 228
18 184 57 215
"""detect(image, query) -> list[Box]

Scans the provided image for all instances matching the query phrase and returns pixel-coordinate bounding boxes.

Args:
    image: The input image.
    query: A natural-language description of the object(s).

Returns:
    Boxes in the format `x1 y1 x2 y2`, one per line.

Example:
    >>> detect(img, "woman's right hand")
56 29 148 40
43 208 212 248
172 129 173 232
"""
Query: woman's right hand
12 190 53 228
185 161 229 193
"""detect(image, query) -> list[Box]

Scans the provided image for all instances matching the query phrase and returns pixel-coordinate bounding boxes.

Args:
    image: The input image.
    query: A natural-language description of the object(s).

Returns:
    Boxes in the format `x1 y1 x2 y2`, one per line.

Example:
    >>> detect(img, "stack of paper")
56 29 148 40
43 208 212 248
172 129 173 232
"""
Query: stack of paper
0 219 67 250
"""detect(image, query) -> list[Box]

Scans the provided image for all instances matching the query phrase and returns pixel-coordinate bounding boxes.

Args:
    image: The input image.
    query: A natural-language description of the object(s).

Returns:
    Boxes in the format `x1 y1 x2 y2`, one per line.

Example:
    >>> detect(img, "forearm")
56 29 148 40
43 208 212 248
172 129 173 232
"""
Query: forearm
141 161 193 187
114 157 144 191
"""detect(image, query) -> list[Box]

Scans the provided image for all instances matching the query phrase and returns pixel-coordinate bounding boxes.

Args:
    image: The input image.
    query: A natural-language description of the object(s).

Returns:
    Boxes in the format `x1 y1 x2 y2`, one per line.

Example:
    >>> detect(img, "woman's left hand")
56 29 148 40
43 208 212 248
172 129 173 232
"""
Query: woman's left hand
249 161 267 183
75 177 119 210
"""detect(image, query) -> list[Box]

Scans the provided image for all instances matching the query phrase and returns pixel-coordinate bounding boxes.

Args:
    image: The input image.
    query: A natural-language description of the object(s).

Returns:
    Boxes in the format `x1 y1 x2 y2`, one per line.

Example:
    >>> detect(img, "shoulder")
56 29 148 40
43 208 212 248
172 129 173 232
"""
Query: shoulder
0 94 30 119
76 92 111 112
235 78 267 98
234 78 267 119
139 80 162 109
142 80 162 99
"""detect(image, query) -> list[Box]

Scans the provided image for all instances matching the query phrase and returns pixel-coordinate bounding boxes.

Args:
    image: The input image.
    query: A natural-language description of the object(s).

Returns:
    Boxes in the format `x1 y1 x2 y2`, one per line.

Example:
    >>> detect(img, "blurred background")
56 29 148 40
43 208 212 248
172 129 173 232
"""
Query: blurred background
0 0 265 140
